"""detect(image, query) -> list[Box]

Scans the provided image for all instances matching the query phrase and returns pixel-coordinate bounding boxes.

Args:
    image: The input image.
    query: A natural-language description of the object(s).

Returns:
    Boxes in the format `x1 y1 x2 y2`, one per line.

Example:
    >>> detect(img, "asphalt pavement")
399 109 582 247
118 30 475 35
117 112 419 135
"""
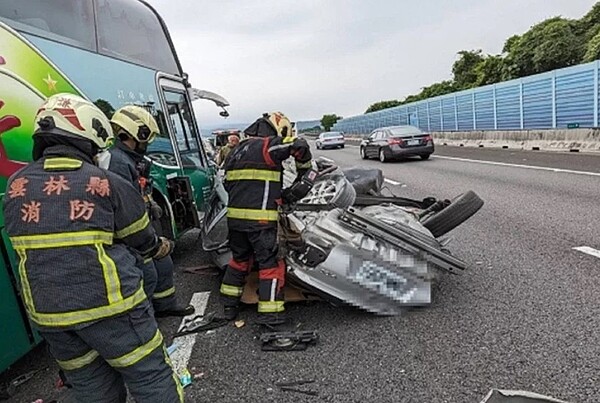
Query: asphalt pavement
2 144 600 403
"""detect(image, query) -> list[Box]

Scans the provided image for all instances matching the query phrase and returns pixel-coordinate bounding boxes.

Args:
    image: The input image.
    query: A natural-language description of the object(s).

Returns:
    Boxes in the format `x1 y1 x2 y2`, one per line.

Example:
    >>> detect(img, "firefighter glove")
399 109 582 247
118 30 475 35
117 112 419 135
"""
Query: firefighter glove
153 236 175 260
282 168 318 204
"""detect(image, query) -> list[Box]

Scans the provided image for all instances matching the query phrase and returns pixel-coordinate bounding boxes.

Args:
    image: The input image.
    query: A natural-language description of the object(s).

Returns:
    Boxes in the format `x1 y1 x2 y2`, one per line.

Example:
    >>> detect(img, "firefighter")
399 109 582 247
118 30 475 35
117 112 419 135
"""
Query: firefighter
215 134 240 166
219 111 314 325
104 105 194 318
3 93 183 402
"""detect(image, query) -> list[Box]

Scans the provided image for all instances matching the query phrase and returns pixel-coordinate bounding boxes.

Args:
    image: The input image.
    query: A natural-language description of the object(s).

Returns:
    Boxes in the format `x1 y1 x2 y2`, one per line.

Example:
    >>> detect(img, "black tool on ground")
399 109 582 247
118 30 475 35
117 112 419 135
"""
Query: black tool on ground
280 386 319 396
276 379 318 396
0 367 47 399
260 330 319 351
275 379 316 387
174 312 229 338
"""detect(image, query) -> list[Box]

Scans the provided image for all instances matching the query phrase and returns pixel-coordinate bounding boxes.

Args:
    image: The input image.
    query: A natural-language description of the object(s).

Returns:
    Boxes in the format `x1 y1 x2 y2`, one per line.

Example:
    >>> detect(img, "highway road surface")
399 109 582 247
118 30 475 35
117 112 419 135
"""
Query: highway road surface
2 145 599 403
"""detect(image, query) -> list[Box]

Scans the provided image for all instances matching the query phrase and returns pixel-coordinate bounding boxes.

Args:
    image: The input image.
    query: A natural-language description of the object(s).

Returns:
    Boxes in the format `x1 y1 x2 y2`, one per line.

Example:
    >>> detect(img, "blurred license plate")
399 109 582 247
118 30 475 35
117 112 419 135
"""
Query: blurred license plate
407 139 420 146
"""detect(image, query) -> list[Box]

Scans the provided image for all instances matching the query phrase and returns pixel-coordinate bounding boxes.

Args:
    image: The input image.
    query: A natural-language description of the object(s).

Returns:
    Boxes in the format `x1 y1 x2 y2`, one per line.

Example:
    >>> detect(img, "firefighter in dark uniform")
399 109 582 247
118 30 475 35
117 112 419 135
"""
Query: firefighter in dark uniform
219 111 314 324
103 105 194 318
3 94 183 402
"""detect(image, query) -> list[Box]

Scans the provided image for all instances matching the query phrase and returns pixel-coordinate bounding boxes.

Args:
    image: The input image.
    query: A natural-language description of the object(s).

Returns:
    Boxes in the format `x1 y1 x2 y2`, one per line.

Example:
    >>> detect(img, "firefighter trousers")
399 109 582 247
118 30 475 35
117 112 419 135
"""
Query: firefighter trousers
139 259 158 304
150 256 179 312
220 228 286 314
41 302 183 403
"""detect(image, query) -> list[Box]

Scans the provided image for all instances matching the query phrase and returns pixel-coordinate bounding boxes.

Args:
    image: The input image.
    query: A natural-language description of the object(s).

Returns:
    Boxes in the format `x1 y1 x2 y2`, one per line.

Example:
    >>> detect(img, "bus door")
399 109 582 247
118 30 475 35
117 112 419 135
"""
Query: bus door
156 76 211 233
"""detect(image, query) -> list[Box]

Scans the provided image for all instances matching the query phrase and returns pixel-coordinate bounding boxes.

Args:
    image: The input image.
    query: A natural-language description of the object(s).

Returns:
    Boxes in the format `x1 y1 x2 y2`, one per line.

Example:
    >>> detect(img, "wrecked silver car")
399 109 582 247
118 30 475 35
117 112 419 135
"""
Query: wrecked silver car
201 157 484 315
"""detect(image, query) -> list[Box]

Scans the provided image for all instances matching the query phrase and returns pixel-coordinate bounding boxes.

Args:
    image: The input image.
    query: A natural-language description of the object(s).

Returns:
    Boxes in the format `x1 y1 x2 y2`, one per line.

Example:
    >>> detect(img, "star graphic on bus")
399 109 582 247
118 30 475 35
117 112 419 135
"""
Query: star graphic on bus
43 73 58 92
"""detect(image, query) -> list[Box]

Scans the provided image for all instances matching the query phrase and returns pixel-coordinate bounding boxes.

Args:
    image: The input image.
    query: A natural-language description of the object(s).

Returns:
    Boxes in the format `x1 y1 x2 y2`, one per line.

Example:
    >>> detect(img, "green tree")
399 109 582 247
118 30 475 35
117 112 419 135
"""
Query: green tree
363 2 600 114
320 114 342 131
475 55 505 86
419 80 455 98
452 50 484 89
584 29 600 61
578 2 600 36
532 19 583 72
365 100 402 113
509 17 583 77
502 35 521 54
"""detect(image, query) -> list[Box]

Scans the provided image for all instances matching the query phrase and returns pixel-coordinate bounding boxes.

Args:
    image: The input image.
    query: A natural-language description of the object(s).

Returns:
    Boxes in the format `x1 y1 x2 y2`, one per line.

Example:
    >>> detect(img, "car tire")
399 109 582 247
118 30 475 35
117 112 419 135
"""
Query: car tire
421 190 484 238
316 142 321 150
379 148 387 163
360 147 367 160
420 154 431 160
341 144 345 149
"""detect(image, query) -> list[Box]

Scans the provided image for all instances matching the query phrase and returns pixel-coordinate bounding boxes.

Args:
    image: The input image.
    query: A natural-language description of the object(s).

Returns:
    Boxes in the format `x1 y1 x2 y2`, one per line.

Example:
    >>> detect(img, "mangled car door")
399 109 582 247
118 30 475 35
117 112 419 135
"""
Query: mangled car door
200 174 230 266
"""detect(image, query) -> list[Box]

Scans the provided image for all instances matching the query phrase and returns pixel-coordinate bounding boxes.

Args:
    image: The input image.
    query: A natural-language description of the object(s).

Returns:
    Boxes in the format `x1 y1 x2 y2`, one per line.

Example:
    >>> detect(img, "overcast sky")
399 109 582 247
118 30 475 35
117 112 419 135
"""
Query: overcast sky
147 0 596 127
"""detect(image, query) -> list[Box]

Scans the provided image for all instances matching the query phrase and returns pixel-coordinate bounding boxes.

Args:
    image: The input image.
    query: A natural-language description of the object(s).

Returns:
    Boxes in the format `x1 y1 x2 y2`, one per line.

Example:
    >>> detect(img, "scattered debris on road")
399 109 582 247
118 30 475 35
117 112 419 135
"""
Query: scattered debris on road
182 264 220 276
276 379 318 397
0 367 48 400
260 330 319 352
174 312 229 338
479 389 572 403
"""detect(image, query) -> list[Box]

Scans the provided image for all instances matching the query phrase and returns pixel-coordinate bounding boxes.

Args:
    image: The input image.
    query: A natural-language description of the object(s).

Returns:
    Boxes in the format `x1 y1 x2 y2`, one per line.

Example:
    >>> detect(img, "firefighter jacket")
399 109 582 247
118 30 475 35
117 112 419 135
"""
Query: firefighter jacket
105 140 149 194
3 145 162 331
223 135 312 231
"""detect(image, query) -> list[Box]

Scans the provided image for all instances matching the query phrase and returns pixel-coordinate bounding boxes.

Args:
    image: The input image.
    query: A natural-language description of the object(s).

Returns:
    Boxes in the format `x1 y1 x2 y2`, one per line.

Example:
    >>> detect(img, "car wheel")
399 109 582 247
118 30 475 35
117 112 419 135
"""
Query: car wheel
421 190 484 237
341 144 345 149
360 147 367 159
420 154 431 160
379 148 387 163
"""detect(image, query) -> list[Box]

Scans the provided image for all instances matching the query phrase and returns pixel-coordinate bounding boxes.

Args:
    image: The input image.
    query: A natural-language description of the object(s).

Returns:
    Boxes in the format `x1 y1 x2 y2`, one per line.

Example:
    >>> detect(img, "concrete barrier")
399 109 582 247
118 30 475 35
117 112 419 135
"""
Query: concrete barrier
326 130 600 153
431 129 600 153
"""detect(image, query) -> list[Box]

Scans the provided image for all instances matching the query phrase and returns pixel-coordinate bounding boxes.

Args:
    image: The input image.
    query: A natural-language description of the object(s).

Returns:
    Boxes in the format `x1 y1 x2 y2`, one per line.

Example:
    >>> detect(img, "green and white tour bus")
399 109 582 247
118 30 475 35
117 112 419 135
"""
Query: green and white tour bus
0 0 221 373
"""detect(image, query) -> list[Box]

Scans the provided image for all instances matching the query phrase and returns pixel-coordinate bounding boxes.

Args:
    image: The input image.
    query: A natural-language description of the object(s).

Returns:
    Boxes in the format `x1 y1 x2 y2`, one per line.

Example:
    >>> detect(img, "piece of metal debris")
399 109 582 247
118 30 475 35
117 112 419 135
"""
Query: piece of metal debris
174 312 229 338
260 330 319 351
234 320 246 328
275 379 316 387
479 389 572 403
182 265 220 276
280 387 318 397
276 379 318 397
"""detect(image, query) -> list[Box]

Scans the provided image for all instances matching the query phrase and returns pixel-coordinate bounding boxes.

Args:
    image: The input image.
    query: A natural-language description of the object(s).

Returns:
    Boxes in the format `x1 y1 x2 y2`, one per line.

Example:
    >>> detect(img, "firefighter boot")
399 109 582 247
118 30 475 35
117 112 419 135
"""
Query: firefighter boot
222 304 240 321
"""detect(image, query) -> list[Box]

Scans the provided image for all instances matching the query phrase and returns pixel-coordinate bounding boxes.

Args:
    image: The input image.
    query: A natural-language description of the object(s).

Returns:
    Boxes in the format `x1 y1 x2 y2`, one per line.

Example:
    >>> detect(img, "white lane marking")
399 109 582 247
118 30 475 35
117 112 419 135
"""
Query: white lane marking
169 291 210 375
573 246 600 259
433 155 600 177
384 178 401 186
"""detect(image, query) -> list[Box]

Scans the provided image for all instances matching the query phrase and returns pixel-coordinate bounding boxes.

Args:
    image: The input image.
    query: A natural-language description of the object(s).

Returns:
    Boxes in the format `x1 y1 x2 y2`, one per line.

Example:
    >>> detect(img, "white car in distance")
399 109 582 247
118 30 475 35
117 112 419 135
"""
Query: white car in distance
316 131 345 150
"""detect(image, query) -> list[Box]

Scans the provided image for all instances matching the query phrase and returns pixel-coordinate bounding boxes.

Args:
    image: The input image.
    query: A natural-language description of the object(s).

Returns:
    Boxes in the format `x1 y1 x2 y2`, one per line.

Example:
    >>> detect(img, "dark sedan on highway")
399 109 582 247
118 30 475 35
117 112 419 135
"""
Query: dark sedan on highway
359 125 434 162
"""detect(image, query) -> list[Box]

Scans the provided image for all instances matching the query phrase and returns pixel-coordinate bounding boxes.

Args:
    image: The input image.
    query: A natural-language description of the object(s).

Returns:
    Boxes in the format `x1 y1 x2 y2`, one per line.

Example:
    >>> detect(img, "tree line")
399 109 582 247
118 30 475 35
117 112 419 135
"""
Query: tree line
365 2 600 114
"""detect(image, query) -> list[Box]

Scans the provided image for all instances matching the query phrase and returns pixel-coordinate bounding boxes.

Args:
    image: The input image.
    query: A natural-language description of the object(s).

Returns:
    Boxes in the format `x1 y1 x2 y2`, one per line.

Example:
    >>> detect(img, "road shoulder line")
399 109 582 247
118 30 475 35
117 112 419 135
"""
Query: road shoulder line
433 155 600 177
573 246 600 259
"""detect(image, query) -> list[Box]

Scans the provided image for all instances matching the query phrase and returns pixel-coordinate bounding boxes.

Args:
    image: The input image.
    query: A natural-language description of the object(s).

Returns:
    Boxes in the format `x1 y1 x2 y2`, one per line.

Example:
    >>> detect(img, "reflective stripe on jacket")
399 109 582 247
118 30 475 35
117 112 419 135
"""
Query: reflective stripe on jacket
223 135 312 231
3 145 160 330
